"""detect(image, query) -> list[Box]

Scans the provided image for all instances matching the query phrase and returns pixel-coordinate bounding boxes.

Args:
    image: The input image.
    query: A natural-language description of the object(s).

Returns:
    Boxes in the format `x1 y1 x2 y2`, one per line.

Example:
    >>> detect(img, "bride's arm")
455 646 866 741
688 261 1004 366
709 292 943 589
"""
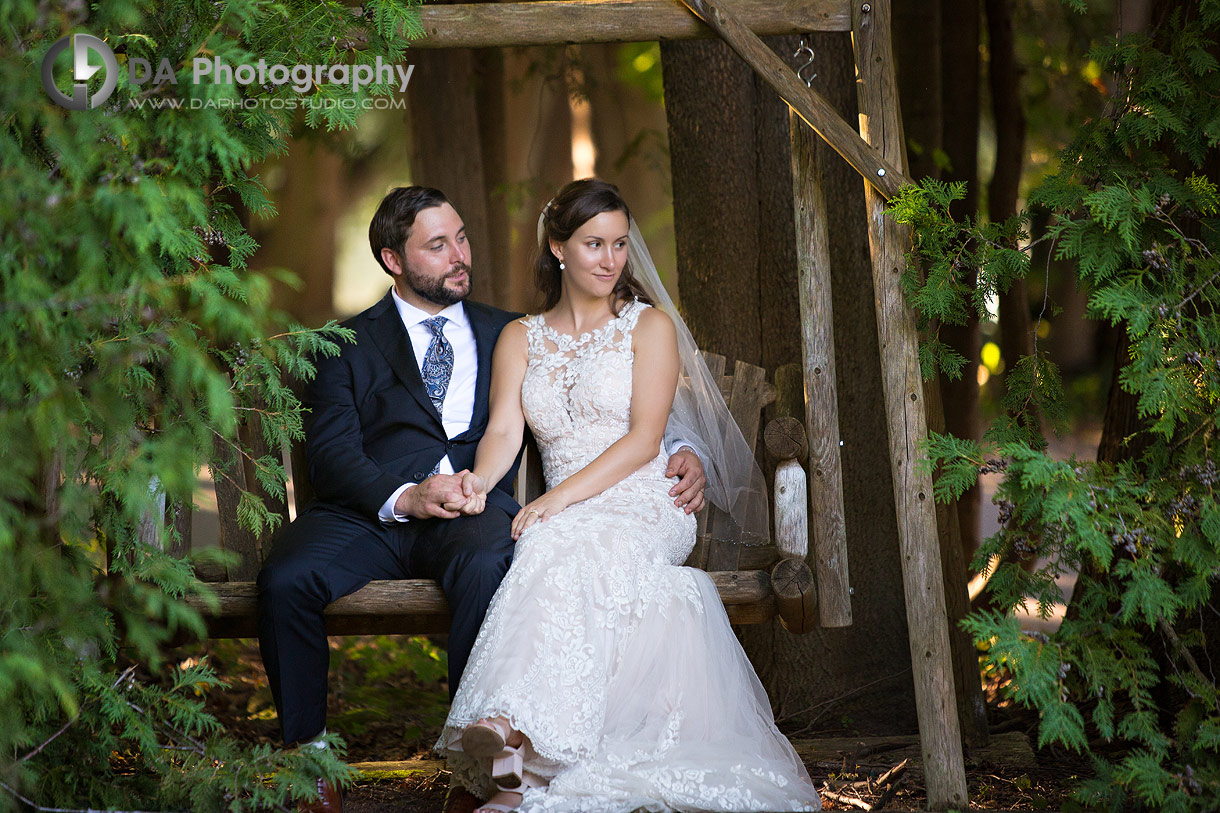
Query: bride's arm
515 307 677 534
463 320 529 502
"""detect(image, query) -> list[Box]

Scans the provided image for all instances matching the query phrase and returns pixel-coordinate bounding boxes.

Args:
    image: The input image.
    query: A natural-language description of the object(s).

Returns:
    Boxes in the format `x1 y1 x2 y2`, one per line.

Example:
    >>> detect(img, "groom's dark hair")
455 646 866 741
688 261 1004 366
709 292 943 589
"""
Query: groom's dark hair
369 186 453 276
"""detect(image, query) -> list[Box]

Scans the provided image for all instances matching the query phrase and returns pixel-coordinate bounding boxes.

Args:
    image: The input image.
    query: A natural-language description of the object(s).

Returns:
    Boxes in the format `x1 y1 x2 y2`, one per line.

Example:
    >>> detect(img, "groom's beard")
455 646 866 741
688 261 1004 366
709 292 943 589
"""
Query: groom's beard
406 261 472 307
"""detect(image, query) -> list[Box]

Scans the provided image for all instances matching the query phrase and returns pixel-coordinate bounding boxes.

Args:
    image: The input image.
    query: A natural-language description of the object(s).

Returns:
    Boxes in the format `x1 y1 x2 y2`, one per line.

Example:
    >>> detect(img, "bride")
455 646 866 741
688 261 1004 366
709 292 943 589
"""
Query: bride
436 179 821 813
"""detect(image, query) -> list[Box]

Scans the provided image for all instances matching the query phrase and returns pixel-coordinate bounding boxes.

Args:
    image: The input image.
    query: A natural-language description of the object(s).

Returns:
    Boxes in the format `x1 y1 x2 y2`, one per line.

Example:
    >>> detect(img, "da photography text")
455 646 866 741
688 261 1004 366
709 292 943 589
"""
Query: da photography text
133 55 415 95
41 32 414 111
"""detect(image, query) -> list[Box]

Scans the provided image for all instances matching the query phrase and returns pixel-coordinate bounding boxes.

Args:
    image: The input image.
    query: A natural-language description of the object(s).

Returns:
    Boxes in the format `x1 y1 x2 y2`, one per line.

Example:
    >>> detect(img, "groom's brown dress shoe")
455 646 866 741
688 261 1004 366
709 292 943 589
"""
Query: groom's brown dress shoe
443 785 483 813
298 778 343 812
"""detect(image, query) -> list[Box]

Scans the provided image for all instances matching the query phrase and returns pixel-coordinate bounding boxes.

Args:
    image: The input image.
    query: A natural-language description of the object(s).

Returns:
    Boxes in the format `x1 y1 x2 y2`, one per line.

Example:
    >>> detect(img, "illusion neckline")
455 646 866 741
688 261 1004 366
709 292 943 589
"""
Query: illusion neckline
535 299 641 347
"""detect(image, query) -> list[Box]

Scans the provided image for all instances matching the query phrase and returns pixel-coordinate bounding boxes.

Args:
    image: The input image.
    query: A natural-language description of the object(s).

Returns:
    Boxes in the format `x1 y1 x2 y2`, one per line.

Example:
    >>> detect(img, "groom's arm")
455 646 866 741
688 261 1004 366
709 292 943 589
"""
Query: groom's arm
304 347 413 518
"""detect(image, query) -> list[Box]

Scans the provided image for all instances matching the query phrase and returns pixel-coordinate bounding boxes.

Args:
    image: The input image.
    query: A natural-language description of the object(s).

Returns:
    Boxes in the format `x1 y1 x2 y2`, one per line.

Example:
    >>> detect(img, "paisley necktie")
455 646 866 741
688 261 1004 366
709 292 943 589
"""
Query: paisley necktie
420 316 453 476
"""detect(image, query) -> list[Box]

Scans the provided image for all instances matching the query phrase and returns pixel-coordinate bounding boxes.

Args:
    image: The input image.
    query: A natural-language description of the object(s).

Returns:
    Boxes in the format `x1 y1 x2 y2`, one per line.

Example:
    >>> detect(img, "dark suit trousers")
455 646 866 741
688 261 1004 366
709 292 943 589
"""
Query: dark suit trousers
256 502 514 745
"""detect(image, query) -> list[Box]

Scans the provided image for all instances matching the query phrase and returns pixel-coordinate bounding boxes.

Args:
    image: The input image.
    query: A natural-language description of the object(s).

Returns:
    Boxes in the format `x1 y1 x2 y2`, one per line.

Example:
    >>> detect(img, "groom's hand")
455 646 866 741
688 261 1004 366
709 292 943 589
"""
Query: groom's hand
666 447 707 514
396 474 466 519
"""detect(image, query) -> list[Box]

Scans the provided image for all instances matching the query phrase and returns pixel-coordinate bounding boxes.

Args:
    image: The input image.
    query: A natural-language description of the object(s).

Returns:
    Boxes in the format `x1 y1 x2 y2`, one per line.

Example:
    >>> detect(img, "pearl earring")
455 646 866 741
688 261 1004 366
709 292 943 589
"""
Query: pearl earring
559 262 565 270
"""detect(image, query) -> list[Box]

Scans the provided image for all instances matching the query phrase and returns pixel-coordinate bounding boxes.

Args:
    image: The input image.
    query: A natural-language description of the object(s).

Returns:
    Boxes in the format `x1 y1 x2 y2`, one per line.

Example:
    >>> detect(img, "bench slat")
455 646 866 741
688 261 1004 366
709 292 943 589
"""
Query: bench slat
188 571 776 638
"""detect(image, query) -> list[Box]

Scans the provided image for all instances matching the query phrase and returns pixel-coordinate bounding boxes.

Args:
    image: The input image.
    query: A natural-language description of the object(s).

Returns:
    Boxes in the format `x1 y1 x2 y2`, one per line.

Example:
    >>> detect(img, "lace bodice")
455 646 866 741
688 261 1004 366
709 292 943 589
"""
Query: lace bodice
522 298 663 488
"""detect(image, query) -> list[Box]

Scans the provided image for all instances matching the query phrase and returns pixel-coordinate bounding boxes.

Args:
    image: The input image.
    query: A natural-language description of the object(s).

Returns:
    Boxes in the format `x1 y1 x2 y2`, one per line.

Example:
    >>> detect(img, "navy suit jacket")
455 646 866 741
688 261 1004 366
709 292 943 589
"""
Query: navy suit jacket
303 290 524 520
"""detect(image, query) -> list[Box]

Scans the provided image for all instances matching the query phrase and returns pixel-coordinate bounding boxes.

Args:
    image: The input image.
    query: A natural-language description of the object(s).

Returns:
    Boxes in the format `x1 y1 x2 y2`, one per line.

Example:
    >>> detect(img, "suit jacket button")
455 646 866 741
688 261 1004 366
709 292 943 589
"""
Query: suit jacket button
413 471 425 480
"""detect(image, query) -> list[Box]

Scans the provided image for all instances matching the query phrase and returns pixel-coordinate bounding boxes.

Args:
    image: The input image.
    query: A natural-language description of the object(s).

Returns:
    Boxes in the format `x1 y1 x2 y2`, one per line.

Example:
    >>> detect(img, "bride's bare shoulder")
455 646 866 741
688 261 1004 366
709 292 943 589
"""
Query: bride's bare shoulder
632 305 677 353
494 318 530 353
634 303 675 334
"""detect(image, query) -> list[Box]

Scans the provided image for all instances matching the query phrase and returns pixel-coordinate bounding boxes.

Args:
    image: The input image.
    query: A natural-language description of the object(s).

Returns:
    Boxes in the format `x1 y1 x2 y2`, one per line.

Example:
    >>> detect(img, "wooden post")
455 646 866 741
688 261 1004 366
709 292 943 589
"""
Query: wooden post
766 416 819 634
852 0 969 807
210 431 262 582
790 108 852 628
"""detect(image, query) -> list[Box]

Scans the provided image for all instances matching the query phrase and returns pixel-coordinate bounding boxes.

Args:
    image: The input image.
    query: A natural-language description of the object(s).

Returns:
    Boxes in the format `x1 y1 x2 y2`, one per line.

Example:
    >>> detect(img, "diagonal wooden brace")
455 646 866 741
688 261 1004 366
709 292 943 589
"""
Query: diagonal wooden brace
678 0 912 200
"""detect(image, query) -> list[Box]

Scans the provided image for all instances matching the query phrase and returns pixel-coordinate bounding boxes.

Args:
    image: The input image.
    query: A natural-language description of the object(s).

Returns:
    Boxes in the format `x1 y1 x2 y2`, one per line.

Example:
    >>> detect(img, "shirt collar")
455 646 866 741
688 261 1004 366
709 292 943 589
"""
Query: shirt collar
390 286 468 329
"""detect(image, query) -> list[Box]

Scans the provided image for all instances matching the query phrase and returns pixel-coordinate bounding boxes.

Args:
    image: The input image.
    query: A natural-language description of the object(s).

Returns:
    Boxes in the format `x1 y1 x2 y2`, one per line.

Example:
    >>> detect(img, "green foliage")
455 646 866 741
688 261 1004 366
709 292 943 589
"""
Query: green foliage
328 636 449 744
0 0 417 808
894 2 1220 809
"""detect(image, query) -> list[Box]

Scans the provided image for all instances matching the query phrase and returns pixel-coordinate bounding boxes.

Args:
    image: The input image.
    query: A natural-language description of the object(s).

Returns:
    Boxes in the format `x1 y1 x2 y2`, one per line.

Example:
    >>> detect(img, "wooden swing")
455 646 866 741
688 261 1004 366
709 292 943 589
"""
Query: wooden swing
179 0 968 806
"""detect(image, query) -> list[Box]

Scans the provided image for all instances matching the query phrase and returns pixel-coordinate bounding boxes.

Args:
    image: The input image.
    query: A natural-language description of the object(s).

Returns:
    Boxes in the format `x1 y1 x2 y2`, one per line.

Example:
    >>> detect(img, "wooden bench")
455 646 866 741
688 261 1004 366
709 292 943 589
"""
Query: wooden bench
184 354 826 636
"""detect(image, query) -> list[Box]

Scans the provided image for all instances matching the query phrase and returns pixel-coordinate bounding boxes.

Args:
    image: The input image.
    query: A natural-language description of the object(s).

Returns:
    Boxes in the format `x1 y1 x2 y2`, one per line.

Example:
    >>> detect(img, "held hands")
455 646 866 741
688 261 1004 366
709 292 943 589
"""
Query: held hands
453 470 487 516
666 447 707 515
512 490 571 540
395 473 467 519
394 471 486 519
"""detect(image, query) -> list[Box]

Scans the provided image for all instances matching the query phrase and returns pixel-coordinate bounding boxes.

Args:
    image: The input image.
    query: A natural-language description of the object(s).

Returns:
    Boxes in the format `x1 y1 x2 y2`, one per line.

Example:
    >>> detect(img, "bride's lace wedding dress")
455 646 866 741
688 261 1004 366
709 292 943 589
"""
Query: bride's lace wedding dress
437 300 821 812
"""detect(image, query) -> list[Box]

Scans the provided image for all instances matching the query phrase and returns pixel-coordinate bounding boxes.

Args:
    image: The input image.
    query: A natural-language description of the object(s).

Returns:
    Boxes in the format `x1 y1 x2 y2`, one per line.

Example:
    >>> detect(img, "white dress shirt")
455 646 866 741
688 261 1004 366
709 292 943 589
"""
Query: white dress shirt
378 289 478 522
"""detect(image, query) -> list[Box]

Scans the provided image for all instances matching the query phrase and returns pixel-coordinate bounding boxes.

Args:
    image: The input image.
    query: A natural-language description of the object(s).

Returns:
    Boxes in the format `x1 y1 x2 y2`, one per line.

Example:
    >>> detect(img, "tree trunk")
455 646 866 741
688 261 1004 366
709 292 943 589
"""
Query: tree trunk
1035 207 1098 377
894 0 942 183
939 0 983 558
249 138 346 324
986 0 1034 385
582 44 676 289
503 47 575 313
663 31 919 735
473 49 514 309
893 0 987 747
407 49 512 309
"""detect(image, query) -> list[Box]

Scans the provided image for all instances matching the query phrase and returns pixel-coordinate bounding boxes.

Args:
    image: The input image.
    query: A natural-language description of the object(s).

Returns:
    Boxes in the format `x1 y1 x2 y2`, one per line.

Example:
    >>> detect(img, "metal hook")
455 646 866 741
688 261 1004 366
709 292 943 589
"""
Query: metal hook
793 39 816 87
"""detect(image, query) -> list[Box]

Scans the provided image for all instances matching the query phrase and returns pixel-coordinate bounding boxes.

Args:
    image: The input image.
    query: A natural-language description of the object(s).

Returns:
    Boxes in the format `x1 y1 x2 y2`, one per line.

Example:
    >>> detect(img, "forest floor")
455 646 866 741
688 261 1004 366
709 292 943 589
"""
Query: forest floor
183 636 1093 812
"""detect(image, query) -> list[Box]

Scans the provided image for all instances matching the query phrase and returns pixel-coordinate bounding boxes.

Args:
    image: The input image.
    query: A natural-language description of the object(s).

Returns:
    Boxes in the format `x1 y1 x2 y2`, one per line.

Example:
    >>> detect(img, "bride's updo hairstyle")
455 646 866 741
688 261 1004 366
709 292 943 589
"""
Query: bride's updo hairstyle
535 179 654 315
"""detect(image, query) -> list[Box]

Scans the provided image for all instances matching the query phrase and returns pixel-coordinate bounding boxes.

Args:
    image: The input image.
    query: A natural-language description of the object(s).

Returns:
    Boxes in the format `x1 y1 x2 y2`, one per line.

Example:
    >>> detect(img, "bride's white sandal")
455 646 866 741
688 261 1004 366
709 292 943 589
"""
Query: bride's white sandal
462 718 525 787
474 771 545 813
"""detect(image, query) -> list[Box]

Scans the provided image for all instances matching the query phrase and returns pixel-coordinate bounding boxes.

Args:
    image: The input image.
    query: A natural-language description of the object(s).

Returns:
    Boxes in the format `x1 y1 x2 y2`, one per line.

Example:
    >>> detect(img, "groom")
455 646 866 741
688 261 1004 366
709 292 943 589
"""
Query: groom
256 186 707 812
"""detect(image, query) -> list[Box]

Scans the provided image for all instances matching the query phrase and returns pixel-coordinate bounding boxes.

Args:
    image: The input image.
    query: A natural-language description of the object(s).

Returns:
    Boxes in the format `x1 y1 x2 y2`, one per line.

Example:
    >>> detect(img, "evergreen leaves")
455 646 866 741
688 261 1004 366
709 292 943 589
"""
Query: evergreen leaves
896 2 1220 808
1 0 419 808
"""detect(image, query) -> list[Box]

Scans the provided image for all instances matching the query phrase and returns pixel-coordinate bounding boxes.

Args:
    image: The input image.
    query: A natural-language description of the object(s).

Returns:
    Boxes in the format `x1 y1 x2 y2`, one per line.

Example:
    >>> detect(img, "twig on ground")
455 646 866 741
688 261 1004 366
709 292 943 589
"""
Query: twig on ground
821 787 871 810
869 759 909 810
876 758 909 787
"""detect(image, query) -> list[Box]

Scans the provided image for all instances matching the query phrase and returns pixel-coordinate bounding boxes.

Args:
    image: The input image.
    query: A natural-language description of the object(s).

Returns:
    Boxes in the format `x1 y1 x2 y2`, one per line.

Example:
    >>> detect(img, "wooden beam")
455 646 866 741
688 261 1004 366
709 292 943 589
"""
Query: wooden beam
789 108 852 627
676 0 911 199
851 0 968 807
411 0 853 49
188 571 777 637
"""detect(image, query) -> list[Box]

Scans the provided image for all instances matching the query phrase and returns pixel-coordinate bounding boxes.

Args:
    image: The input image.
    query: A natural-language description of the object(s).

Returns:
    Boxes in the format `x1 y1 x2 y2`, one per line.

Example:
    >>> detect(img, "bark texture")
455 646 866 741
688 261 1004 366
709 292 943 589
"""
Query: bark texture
663 31 918 734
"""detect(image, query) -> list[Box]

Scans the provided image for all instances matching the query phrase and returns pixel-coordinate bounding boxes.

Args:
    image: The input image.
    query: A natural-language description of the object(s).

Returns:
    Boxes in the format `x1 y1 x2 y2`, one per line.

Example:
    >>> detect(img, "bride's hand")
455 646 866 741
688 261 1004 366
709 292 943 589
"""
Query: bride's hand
447 470 487 515
458 492 486 515
512 490 569 540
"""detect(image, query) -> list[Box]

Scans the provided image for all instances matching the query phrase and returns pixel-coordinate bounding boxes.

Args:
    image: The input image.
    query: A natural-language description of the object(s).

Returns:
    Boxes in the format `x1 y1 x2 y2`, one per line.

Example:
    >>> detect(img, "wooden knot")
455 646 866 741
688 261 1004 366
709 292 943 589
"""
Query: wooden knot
764 416 808 461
